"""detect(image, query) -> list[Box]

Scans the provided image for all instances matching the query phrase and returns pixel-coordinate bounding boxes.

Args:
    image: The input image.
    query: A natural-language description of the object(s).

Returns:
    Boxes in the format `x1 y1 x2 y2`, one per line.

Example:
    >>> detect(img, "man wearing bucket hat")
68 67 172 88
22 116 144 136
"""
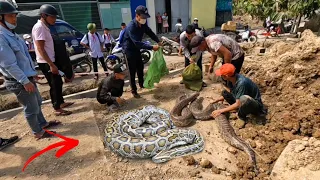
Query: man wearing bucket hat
0 1 60 139
121 5 161 98
96 64 127 112
33 4 74 116
80 22 108 80
210 63 267 127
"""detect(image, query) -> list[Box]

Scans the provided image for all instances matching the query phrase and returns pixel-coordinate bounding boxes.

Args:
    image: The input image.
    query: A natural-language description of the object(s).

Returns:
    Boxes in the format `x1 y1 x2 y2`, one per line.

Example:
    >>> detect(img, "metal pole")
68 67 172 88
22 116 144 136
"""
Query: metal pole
58 3 65 20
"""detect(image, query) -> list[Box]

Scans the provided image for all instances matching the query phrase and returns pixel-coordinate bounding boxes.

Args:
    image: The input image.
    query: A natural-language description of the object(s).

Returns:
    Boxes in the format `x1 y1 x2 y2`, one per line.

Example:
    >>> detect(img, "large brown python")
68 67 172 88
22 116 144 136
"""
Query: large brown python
172 94 258 174
170 92 200 127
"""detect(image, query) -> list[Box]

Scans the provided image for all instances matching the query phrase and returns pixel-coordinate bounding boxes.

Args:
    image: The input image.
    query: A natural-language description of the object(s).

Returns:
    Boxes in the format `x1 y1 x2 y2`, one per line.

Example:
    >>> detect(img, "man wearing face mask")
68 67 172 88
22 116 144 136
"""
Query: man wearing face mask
0 1 60 139
121 5 161 98
32 4 74 116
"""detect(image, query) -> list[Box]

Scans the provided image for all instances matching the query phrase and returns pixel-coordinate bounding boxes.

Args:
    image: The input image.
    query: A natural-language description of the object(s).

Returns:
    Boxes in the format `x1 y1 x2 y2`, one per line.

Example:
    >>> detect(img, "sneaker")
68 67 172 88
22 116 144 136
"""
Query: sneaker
132 91 141 98
0 136 19 151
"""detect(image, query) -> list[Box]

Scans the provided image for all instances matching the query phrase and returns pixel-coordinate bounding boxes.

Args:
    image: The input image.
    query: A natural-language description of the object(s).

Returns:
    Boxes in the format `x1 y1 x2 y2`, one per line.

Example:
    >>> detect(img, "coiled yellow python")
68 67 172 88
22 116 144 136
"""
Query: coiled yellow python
104 105 204 163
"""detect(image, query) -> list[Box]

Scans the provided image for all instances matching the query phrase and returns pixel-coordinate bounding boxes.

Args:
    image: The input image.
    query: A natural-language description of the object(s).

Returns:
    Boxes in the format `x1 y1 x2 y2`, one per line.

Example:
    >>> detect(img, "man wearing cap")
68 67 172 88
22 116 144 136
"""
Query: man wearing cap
190 34 245 75
121 5 161 98
0 1 60 139
96 64 127 112
32 4 74 116
192 18 200 30
211 63 267 127
180 25 207 87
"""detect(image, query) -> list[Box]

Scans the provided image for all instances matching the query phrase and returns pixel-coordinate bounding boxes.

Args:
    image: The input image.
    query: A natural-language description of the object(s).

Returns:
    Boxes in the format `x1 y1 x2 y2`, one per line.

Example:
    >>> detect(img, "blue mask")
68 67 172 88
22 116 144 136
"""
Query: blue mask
5 21 16 29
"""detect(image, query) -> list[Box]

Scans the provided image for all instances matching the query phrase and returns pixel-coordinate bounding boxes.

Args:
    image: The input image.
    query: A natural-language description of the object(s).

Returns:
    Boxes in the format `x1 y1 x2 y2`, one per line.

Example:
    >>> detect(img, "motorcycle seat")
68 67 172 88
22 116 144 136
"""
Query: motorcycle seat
70 53 86 61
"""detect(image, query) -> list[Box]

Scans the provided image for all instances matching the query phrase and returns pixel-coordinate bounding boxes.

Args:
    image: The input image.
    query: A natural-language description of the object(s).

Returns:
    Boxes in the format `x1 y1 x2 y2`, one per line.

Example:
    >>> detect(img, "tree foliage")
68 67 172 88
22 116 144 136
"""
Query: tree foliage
233 0 320 20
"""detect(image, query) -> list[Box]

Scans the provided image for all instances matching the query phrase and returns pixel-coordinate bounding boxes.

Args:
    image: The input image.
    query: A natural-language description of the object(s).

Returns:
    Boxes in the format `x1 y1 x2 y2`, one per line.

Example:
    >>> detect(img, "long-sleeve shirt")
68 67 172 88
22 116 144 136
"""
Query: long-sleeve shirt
180 29 203 60
0 25 37 85
96 74 124 105
122 19 160 55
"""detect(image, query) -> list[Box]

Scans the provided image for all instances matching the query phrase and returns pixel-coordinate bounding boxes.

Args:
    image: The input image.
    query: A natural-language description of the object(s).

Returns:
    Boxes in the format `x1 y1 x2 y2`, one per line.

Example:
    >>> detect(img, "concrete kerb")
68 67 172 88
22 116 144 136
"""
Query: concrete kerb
0 68 184 121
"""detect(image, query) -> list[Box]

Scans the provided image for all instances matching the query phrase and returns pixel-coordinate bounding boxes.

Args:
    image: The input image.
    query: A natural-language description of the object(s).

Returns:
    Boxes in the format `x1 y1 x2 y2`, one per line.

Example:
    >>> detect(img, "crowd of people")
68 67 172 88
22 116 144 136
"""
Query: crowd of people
0 2 267 152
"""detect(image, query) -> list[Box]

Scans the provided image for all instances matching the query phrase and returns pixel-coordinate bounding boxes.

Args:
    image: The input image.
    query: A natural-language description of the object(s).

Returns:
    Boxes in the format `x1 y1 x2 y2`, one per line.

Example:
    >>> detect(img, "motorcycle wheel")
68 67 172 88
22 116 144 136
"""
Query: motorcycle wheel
142 53 150 64
162 44 172 55
74 61 92 76
248 35 258 43
141 50 151 60
105 56 122 65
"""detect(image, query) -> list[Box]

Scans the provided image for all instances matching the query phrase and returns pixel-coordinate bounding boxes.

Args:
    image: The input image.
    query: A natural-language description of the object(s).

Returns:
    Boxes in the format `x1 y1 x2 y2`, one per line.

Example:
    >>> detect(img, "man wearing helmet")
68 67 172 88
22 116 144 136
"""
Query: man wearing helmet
0 1 60 139
32 4 73 116
80 23 108 80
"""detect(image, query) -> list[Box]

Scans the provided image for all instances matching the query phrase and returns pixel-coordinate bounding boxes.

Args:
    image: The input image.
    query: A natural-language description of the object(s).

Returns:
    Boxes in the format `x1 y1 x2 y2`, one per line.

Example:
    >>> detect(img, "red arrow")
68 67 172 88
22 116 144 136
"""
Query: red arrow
22 130 79 172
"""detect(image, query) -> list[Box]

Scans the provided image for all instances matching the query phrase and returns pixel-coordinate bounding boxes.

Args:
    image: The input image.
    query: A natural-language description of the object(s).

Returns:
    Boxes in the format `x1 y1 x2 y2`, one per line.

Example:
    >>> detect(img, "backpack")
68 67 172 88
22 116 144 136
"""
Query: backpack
85 32 102 47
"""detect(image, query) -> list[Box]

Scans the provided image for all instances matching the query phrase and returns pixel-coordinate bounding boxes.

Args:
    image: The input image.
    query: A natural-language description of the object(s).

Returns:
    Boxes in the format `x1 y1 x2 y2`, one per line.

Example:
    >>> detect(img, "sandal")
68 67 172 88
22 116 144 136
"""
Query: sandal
55 110 72 116
42 120 62 129
60 102 75 109
35 131 56 140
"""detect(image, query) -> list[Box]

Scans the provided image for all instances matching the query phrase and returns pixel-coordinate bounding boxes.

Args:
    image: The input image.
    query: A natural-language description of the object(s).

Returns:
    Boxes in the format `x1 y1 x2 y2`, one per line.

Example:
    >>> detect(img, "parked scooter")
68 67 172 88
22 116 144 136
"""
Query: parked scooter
235 25 258 43
161 36 182 56
104 40 152 65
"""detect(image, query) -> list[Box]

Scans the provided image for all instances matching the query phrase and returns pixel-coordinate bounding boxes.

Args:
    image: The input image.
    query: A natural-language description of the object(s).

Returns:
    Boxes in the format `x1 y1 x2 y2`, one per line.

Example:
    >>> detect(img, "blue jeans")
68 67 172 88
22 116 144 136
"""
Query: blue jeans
5 79 47 134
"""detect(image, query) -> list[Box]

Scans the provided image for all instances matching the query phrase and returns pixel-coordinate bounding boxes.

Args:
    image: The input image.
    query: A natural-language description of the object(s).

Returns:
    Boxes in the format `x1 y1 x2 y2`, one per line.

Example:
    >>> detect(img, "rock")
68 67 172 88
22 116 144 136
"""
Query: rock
235 119 246 129
144 176 151 180
200 159 212 168
226 172 231 176
313 129 320 138
189 170 200 177
212 166 221 174
207 132 211 135
183 155 196 165
196 174 203 178
294 144 306 153
218 167 226 171
227 147 237 154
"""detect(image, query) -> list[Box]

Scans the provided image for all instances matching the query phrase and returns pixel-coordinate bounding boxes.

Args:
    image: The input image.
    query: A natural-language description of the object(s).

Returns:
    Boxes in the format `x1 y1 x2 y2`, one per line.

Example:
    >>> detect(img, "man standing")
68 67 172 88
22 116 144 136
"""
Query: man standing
0 1 60 139
32 4 73 116
180 25 206 87
80 23 109 80
121 5 160 98
117 22 126 40
96 64 127 112
192 18 200 30
102 28 115 51
189 34 245 75
211 64 267 127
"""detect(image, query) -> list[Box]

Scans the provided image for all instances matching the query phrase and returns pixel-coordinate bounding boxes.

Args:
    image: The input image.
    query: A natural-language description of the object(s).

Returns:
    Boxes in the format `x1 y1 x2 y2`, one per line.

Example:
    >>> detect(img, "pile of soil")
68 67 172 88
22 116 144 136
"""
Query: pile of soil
233 29 320 178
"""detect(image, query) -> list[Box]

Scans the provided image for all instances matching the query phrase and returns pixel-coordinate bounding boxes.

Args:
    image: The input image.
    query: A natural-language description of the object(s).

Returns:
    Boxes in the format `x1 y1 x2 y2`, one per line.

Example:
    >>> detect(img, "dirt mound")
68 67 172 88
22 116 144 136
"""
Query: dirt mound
235 29 320 178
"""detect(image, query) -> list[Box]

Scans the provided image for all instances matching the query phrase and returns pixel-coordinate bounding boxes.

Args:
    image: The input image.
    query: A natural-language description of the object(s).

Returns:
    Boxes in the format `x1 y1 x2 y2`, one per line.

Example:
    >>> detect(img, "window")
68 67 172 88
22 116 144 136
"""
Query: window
55 25 74 38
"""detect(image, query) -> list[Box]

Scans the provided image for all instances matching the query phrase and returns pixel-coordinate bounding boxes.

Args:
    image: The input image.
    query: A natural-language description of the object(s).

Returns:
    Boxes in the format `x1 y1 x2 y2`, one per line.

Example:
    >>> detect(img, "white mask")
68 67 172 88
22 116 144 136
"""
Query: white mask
5 21 16 29
139 19 147 25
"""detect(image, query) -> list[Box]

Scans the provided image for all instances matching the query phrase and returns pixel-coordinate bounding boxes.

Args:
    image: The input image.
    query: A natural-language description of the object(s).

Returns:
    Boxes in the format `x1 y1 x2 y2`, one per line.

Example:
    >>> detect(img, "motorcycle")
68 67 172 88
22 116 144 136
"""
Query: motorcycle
161 36 182 56
235 27 258 43
104 40 152 65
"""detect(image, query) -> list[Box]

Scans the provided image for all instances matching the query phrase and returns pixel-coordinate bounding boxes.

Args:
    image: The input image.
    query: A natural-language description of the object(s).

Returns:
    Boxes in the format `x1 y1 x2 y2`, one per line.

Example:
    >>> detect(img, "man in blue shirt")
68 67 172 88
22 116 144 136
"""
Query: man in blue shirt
122 5 161 98
0 1 60 139
211 64 267 127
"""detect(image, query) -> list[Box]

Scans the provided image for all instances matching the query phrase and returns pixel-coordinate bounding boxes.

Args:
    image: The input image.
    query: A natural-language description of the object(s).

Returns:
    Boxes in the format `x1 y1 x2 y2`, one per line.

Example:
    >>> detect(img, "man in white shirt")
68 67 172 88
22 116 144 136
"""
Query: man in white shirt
32 4 73 116
80 23 108 80
102 28 115 52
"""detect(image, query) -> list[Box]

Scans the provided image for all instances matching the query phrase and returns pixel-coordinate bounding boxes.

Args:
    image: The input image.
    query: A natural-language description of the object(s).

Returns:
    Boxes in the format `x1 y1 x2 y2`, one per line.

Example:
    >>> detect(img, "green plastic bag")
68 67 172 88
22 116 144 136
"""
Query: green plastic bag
143 48 169 89
182 63 203 91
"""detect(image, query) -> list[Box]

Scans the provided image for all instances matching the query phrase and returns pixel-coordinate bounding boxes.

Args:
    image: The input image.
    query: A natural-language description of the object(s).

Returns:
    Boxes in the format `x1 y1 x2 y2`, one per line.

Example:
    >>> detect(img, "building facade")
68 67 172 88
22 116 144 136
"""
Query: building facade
141 0 217 33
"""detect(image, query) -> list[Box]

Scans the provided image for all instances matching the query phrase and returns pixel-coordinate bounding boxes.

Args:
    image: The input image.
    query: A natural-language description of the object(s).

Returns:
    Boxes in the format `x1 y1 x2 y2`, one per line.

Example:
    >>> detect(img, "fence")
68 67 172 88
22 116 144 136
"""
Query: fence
17 1 102 33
